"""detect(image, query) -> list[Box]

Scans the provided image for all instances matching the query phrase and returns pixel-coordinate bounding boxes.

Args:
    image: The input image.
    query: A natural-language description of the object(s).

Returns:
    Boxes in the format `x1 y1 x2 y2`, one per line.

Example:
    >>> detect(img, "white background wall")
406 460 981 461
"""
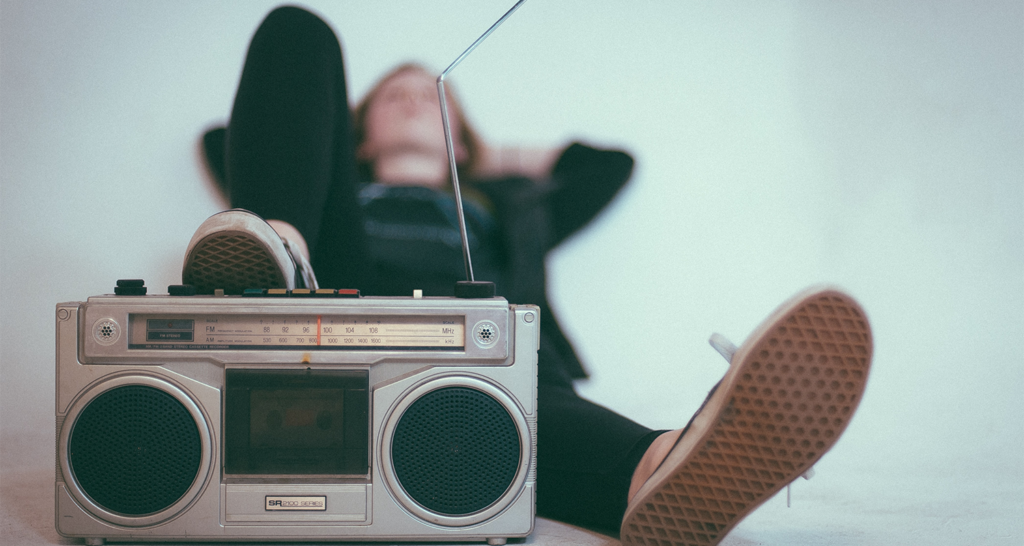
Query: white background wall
1 1 1021 543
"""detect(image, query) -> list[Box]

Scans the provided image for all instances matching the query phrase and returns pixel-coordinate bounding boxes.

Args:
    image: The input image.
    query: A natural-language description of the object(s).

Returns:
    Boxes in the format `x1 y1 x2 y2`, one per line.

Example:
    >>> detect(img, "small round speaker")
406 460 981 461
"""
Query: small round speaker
60 376 212 527
392 386 519 516
92 318 120 345
382 377 531 527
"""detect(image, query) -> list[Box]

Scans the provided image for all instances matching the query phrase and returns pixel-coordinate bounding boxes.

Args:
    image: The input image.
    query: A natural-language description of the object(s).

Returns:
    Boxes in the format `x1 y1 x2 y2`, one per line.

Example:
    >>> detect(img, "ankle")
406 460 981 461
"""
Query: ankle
628 428 684 502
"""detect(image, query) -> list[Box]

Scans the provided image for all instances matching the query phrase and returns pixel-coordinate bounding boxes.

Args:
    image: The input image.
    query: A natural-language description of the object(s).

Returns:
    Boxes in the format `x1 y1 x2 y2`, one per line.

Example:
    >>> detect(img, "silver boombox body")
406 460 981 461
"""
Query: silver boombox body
58 3 540 543
55 293 538 545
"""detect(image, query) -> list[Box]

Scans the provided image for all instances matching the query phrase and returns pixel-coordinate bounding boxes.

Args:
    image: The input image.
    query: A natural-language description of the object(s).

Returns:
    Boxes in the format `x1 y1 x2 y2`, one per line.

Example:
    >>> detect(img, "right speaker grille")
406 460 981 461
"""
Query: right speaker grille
391 386 521 516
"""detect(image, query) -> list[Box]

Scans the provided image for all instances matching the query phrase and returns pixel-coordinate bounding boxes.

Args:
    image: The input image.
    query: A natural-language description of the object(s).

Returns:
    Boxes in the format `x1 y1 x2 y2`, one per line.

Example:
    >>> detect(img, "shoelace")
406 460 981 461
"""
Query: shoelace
282 238 319 290
709 333 815 508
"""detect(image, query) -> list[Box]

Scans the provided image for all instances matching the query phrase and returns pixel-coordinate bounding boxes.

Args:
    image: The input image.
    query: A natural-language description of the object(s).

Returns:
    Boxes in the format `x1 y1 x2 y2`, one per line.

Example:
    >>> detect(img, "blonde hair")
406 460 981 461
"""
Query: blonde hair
352 63 482 181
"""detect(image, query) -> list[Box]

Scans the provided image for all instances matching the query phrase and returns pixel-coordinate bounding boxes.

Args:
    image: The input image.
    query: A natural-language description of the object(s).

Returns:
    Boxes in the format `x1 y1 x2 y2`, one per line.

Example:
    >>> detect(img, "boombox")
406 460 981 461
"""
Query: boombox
56 3 543 544
54 289 538 545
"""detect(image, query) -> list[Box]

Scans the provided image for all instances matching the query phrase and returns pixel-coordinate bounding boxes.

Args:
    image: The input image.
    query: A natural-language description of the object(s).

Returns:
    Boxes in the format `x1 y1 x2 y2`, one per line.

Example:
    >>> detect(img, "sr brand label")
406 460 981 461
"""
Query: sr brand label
265 496 327 511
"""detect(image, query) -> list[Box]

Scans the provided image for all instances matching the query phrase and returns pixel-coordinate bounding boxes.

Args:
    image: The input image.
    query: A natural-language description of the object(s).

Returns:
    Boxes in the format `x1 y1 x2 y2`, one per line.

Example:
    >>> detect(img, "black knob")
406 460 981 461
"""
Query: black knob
114 279 147 295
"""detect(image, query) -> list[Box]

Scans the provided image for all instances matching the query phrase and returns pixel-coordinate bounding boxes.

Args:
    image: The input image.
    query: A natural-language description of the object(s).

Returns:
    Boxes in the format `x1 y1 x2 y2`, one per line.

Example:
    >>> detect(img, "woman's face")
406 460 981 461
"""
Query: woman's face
359 68 464 162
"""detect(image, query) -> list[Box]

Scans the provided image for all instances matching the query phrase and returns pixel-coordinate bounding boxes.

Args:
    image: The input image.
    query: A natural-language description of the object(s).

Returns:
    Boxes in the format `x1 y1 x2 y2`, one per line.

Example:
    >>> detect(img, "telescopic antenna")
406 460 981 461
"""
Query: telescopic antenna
438 0 527 299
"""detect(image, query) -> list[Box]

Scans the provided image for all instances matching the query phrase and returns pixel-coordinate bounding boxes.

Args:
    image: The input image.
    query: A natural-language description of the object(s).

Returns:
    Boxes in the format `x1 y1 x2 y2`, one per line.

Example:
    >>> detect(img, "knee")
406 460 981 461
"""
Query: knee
254 5 341 54
263 5 329 30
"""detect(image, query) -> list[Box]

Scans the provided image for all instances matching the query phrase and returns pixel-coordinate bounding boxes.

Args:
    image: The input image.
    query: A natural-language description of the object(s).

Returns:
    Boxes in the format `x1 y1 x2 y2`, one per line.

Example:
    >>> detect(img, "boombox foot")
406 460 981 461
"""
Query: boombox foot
486 539 508 545
84 539 105 546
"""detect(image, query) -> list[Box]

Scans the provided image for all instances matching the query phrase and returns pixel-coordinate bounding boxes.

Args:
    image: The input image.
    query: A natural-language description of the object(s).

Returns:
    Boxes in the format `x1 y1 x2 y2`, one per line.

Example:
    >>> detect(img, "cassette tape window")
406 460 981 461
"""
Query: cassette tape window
223 370 369 476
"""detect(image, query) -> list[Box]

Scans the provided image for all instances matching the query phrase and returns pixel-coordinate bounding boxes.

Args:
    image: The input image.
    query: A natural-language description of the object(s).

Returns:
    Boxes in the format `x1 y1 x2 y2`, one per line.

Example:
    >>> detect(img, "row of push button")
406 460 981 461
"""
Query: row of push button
114 280 360 297
243 288 361 298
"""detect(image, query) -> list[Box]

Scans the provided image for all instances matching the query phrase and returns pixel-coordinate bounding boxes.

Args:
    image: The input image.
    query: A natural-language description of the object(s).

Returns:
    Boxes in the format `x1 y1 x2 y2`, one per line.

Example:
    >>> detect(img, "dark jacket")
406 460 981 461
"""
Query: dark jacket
473 143 634 383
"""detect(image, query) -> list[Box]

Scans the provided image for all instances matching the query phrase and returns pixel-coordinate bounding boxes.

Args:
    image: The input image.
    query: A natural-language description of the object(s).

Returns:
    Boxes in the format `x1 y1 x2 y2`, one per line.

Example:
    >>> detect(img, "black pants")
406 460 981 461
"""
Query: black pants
225 6 662 534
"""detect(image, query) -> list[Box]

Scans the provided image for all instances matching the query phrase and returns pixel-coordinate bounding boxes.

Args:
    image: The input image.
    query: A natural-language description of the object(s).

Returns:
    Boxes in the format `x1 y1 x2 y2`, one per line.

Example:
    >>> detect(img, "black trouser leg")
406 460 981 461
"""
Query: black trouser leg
225 6 371 290
536 382 665 535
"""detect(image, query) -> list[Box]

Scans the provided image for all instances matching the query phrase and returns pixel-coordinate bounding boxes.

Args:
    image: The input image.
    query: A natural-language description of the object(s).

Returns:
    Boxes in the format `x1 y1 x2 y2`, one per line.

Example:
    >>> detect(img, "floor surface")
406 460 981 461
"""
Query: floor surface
3 426 1021 546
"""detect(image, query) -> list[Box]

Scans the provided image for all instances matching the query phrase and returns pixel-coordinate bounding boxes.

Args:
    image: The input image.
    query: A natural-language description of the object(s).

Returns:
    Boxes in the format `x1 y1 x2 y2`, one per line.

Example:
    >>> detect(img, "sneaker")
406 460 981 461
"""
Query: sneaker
182 209 318 294
620 286 873 546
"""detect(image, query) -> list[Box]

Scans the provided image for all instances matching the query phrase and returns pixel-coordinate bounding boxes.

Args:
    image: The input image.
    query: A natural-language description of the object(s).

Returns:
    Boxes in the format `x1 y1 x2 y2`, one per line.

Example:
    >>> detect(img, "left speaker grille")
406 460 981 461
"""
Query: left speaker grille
68 385 201 516
391 386 520 517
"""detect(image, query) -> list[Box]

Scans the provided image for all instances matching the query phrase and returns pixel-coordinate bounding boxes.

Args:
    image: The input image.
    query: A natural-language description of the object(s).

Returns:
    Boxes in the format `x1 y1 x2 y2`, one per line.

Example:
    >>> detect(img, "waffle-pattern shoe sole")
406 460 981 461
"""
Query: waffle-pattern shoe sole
182 210 295 295
620 286 873 546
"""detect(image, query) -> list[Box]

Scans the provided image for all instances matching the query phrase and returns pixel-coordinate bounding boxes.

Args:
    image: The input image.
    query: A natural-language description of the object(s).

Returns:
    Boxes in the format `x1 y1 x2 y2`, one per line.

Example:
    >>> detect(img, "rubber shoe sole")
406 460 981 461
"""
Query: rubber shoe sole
182 210 296 295
620 286 873 546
